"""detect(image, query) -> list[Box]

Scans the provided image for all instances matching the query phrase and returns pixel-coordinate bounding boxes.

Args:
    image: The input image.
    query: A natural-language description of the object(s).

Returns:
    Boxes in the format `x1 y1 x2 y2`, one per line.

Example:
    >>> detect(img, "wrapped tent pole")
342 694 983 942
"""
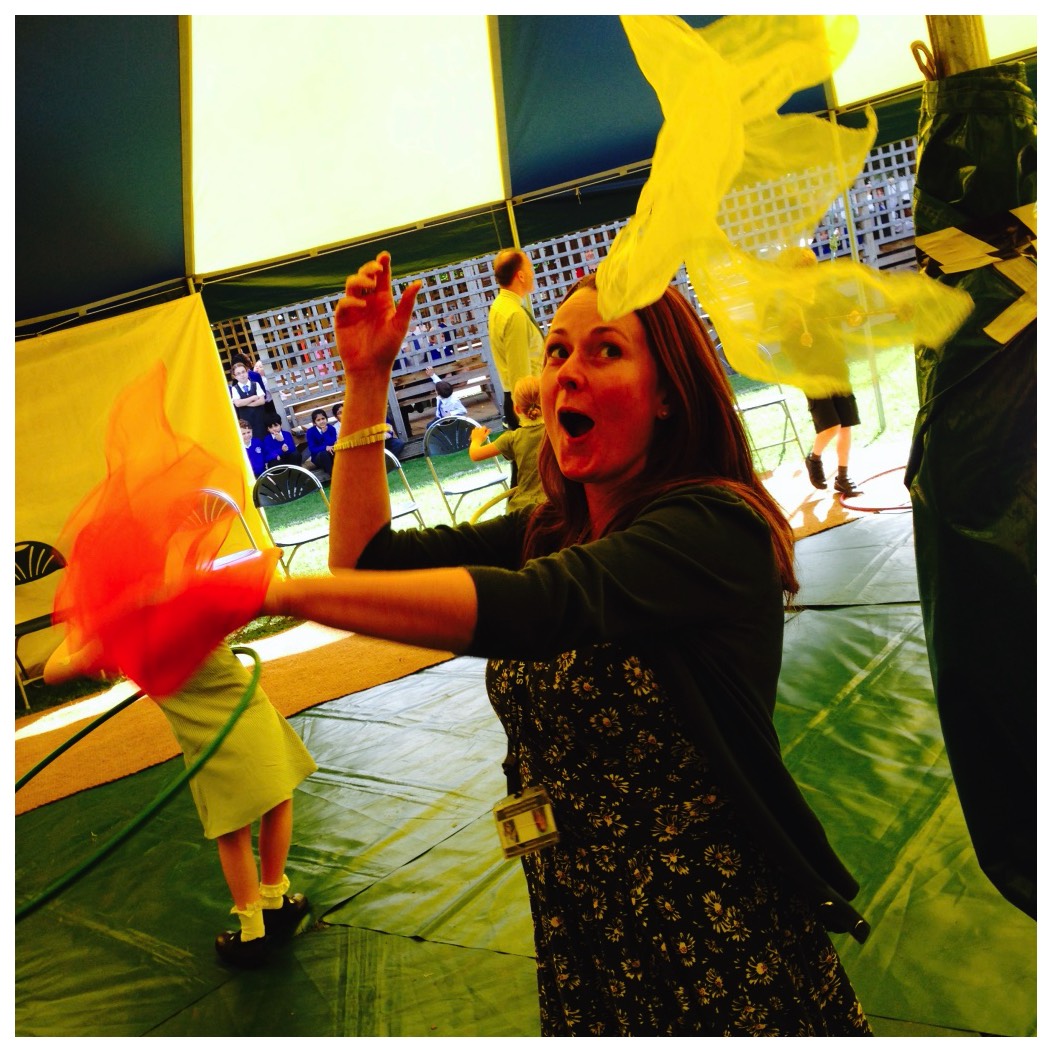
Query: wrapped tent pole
906 16 1036 919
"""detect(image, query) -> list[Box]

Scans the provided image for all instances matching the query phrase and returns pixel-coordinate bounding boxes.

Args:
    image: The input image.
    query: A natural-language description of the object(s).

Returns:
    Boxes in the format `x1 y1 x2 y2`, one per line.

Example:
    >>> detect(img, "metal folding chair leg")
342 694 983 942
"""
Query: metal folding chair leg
736 395 805 473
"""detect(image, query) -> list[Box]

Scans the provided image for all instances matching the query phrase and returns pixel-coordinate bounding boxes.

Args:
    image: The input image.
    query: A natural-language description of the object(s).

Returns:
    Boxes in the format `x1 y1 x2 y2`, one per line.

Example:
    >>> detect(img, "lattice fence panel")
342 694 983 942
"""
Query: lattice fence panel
215 136 920 444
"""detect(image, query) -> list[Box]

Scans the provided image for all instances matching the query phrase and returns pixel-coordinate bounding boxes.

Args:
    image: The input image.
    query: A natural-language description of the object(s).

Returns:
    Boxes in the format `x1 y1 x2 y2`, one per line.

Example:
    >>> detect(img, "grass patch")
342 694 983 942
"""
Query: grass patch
230 615 301 647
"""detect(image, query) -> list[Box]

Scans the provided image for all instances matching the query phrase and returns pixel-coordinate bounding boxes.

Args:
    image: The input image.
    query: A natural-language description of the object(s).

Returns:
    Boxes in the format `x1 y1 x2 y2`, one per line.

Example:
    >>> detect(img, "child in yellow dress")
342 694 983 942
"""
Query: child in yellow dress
46 637 317 968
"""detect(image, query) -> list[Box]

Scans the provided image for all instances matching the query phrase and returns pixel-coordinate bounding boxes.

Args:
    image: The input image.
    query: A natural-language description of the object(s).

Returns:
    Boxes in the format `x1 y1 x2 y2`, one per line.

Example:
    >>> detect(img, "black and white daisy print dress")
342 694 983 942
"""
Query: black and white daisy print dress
487 642 871 1037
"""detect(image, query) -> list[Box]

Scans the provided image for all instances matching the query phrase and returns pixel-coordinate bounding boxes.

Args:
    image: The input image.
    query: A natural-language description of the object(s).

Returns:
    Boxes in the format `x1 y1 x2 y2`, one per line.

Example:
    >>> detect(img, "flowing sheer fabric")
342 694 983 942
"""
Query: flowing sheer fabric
53 362 281 697
597 15 973 397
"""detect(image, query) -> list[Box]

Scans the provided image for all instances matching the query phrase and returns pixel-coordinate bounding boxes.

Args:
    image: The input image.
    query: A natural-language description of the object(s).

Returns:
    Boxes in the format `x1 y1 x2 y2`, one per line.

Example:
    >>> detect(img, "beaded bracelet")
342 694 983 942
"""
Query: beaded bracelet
332 423 392 452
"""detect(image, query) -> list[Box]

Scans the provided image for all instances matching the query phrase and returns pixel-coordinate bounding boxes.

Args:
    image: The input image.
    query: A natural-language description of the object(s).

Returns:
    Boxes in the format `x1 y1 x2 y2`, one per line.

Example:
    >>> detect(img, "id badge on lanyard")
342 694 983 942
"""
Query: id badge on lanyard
493 784 559 859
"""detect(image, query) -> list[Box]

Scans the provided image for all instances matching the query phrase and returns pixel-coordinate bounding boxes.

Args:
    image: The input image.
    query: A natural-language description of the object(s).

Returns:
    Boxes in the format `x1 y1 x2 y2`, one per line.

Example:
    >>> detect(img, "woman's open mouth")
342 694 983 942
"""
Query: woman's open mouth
558 409 595 438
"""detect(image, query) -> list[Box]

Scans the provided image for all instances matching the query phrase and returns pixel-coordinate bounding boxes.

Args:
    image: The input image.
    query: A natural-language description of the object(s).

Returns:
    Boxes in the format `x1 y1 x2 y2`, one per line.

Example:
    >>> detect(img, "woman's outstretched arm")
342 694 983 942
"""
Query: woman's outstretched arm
262 565 478 653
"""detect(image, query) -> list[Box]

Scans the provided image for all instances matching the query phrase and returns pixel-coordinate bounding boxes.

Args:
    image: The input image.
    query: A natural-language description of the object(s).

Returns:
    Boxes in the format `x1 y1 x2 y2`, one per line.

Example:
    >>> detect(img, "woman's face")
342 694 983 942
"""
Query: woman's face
540 287 667 493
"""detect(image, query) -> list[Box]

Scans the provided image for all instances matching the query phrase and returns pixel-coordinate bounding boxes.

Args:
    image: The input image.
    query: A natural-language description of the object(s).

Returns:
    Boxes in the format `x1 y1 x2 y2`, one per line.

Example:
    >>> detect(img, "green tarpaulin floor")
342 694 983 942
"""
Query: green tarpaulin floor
15 511 1037 1037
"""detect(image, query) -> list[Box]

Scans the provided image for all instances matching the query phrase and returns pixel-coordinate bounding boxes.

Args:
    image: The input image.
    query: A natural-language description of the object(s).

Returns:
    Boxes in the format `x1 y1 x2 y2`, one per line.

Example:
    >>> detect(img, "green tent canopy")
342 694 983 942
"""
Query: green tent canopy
16 14 1037 330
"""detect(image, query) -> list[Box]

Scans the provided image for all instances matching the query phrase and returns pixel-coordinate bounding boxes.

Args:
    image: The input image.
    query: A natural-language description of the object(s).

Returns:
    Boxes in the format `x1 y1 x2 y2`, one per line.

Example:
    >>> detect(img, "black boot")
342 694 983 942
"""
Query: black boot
805 453 827 489
834 470 862 497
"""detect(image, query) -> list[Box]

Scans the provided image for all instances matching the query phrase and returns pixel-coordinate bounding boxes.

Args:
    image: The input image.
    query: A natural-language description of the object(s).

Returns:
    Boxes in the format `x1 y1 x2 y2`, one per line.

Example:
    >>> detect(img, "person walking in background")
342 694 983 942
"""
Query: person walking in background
804 392 863 497
488 248 544 445
773 246 864 499
468 374 546 513
488 248 544 486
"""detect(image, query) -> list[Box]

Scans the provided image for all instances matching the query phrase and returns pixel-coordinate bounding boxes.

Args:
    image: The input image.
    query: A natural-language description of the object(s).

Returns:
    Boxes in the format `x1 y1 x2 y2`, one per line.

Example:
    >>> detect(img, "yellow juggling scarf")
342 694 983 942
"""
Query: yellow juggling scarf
597 15 973 398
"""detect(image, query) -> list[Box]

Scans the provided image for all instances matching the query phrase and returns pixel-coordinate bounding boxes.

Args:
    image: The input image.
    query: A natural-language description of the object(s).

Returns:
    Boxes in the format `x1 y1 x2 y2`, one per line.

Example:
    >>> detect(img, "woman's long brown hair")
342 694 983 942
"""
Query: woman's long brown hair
523 275 799 597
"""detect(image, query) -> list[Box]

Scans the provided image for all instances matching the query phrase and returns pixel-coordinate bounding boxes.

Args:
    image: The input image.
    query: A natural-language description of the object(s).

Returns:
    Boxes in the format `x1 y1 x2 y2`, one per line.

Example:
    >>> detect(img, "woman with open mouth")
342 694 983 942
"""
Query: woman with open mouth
260 250 871 1037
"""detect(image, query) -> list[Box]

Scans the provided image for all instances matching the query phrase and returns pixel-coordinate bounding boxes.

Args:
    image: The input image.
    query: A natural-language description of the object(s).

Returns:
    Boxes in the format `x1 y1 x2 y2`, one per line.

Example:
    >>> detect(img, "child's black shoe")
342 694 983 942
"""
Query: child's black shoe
215 930 269 968
264 893 310 942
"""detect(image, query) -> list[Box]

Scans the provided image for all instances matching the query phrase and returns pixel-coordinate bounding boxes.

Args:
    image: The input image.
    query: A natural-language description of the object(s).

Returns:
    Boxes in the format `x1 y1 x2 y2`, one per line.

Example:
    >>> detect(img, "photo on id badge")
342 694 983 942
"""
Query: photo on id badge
493 784 559 858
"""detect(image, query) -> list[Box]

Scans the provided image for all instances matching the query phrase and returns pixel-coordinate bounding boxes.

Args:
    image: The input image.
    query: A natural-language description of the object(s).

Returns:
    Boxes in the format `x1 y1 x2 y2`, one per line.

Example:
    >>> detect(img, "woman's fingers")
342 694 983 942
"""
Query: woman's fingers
342 254 388 305
343 273 378 306
373 251 394 297
333 252 419 360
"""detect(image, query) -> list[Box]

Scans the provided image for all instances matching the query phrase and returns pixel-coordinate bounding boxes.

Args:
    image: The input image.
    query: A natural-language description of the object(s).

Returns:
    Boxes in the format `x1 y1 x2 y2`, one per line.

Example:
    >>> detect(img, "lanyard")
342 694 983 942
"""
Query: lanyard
502 738 523 797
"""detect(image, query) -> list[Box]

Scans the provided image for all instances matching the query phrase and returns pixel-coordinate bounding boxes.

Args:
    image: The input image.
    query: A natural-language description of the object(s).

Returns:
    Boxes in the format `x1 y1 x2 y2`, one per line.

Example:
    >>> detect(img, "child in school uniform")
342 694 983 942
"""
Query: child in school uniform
433 379 468 420
425 365 469 420
305 409 338 476
262 418 303 469
240 418 268 478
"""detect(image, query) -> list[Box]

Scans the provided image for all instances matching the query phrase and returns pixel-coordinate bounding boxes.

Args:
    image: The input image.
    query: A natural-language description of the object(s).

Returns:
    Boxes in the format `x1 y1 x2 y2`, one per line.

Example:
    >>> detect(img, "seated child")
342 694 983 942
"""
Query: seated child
262 418 302 469
426 367 468 420
384 409 405 461
239 418 267 478
434 380 468 420
468 375 546 512
305 409 337 476
45 636 317 969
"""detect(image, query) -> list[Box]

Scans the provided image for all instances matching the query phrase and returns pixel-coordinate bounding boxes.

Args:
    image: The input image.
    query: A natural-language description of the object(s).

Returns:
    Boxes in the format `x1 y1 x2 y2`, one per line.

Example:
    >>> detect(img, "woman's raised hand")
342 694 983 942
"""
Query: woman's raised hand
333 252 422 376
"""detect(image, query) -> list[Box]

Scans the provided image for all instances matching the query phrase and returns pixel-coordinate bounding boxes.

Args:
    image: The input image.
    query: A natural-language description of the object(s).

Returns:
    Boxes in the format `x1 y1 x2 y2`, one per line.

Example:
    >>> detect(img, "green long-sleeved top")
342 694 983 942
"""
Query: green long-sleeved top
358 483 868 940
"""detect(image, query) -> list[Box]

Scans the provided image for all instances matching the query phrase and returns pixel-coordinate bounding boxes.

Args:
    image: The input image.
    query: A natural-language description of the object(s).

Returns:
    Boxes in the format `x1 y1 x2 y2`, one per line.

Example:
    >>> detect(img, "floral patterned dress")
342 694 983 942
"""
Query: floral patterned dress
487 642 871 1037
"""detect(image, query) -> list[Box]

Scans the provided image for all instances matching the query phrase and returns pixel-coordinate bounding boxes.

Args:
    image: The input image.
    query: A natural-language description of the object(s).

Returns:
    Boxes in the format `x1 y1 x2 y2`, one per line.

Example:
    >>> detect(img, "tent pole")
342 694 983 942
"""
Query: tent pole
178 16 196 284
505 199 522 250
488 15 514 210
924 16 990 77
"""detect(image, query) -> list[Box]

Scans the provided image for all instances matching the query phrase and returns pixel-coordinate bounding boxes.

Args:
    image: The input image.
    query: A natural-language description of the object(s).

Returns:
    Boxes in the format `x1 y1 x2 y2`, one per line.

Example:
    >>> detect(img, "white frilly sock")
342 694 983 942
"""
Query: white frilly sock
259 873 291 910
230 901 265 942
